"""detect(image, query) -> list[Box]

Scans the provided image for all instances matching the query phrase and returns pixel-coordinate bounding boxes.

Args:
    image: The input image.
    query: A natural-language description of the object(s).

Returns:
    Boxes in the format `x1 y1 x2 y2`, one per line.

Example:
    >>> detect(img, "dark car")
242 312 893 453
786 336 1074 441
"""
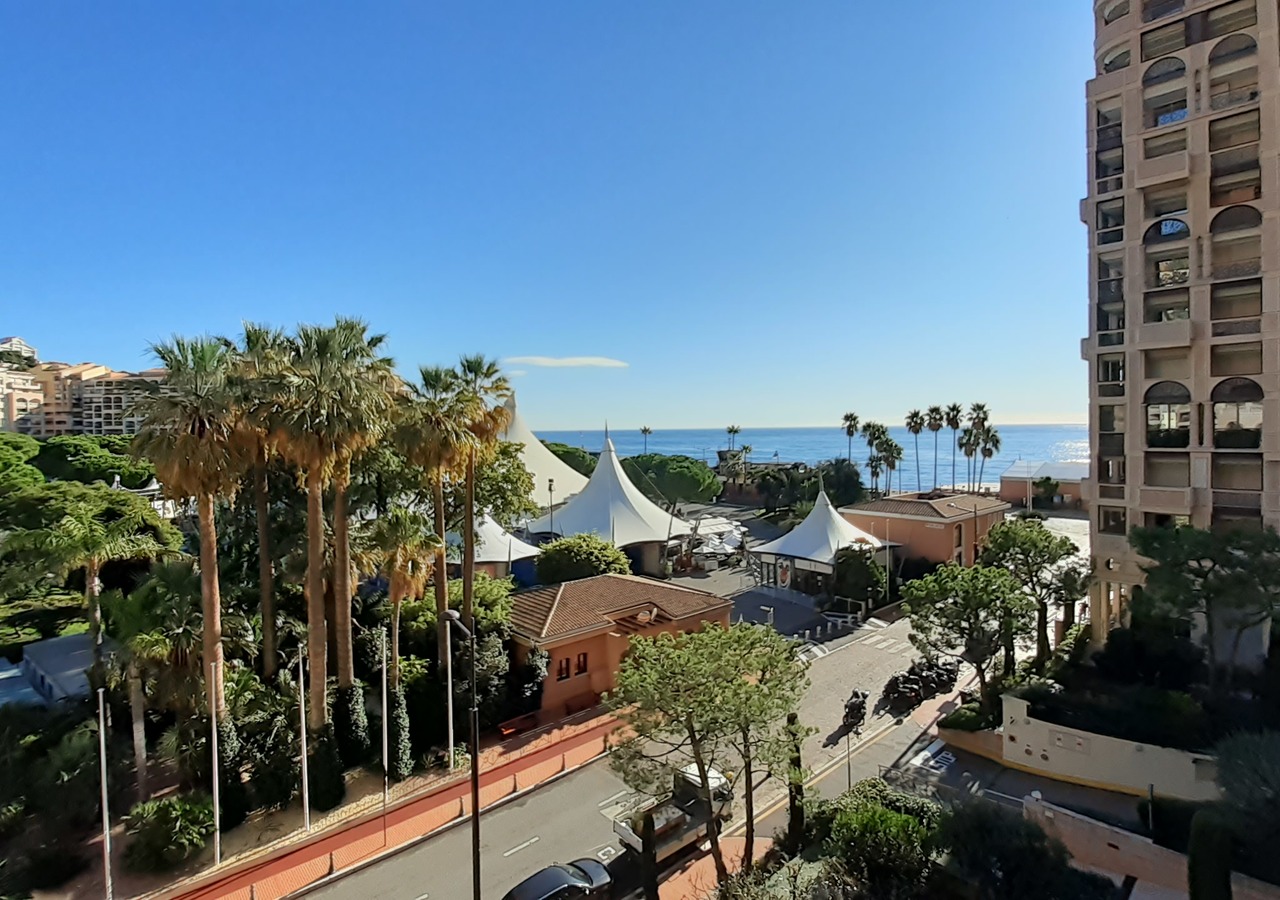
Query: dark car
500 858 612 900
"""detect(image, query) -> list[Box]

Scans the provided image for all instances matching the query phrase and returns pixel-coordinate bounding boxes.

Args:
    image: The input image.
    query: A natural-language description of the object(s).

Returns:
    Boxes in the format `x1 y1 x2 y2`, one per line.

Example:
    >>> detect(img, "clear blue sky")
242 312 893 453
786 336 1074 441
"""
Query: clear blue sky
0 2 1093 430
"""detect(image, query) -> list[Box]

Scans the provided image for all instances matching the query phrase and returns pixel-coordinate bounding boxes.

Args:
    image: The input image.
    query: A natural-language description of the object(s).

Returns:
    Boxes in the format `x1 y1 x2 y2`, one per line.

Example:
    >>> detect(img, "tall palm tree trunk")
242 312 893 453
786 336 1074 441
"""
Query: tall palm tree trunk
129 661 149 801
932 431 939 490
462 452 476 623
390 585 403 691
304 472 328 728
913 434 921 493
741 727 755 870
86 559 104 667
333 470 355 689
847 434 852 462
951 432 957 490
197 492 226 717
254 458 277 680
431 473 450 664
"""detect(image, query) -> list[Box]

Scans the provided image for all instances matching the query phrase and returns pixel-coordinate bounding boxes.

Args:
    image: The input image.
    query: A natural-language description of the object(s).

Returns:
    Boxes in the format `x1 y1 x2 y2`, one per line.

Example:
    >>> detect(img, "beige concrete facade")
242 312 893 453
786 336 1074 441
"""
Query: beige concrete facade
0 366 40 433
839 492 1010 566
1083 0 1280 639
6 362 165 437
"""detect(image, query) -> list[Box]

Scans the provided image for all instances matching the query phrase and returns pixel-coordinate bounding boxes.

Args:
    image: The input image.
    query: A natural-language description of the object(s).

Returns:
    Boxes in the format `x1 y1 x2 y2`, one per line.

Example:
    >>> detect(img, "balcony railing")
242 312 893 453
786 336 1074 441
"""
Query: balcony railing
1147 428 1191 449
1098 484 1126 500
1214 428 1263 450
1100 433 1126 455
1097 125 1124 152
1212 258 1262 280
1212 145 1261 177
1097 279 1124 304
1099 382 1126 398
1212 183 1262 207
1213 489 1262 510
1211 318 1261 337
1210 87 1260 111
1143 0 1183 22
1097 175 1125 195
1098 331 1125 347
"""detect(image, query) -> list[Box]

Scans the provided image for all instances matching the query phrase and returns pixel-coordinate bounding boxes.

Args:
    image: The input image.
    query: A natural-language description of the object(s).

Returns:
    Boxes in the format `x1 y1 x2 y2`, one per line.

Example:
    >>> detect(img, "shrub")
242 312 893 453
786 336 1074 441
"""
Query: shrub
843 777 942 830
535 534 631 584
123 793 216 872
0 798 25 838
939 702 993 733
215 719 250 831
307 724 346 812
1188 808 1234 900
1026 685 1209 751
246 717 300 811
827 803 930 895
333 683 372 768
387 686 413 782
35 721 103 829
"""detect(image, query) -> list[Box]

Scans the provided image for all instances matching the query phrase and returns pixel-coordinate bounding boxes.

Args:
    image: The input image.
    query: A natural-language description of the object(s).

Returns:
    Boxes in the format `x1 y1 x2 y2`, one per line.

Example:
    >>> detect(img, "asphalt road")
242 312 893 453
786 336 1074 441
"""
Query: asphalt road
305 763 637 900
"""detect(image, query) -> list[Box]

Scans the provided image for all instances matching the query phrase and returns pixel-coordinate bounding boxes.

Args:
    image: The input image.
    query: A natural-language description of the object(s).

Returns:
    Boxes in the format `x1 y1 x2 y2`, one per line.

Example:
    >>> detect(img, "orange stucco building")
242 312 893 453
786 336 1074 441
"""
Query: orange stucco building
509 574 732 722
838 492 1010 567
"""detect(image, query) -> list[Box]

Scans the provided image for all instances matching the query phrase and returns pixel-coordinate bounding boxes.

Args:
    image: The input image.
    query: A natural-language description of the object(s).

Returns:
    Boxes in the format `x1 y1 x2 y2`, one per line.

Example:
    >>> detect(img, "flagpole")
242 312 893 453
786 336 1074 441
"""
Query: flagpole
210 662 221 866
446 624 455 771
299 654 310 832
97 687 113 900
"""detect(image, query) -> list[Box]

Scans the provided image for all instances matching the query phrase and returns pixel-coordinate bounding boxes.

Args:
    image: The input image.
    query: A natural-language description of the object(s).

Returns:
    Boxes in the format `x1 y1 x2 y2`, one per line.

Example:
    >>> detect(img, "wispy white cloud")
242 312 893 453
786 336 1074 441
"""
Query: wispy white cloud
507 369 528 378
503 355 629 369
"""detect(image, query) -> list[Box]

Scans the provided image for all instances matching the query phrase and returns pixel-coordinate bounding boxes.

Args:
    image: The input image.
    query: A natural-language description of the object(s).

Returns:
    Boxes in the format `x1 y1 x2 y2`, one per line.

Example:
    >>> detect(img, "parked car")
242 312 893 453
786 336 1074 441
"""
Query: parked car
500 858 612 900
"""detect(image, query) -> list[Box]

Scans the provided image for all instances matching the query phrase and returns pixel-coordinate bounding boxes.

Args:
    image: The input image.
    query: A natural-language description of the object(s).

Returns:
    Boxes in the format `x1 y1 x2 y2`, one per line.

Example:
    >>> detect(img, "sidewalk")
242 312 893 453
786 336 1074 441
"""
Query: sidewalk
63 709 618 900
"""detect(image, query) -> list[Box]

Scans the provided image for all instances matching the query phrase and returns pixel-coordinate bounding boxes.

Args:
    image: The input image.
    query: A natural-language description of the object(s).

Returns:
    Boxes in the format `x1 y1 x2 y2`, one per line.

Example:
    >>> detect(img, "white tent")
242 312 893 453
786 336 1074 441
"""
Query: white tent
691 516 742 537
527 438 694 546
501 395 589 509
447 513 541 565
750 490 880 567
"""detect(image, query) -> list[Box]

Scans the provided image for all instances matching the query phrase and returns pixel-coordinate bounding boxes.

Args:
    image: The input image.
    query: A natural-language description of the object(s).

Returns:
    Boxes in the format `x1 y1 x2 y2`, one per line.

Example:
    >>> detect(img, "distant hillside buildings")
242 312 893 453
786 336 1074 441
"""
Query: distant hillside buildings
0 336 165 437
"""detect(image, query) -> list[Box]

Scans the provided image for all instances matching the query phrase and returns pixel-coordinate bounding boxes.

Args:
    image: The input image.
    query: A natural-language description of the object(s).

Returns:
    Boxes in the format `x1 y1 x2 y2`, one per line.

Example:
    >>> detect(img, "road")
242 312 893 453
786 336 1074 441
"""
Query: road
306 763 636 900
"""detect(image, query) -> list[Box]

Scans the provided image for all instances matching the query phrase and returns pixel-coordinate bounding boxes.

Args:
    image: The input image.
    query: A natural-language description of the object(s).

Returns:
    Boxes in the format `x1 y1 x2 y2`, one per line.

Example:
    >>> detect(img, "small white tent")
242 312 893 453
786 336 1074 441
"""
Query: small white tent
750 490 880 570
501 395 589 509
527 438 693 547
448 514 541 565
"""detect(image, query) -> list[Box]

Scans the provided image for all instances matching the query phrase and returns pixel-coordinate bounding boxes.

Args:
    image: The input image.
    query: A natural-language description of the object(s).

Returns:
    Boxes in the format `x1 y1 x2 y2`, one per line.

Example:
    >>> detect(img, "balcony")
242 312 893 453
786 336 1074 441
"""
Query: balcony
1214 427 1263 450
1098 484 1127 500
1212 257 1261 280
1147 427 1191 449
1099 433 1126 456
1213 489 1262 511
1134 317 1192 348
1140 486 1194 510
1210 86 1260 112
1098 382 1126 398
1135 150 1190 187
1096 174 1126 195
1097 278 1124 304
1212 318 1261 337
1142 0 1183 22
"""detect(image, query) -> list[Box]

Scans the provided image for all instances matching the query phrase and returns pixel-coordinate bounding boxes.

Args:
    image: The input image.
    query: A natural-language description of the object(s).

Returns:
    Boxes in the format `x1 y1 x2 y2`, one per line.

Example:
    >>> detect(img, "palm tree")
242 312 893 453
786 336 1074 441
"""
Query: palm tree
726 425 741 451
455 355 512 625
925 406 944 491
866 454 884 495
968 403 990 431
841 413 859 462
881 440 904 496
228 323 289 680
739 445 753 488
640 426 652 453
272 319 395 727
133 336 248 717
397 366 474 663
959 427 981 492
905 411 925 493
944 404 964 489
2 505 169 670
358 509 440 688
977 425 1002 490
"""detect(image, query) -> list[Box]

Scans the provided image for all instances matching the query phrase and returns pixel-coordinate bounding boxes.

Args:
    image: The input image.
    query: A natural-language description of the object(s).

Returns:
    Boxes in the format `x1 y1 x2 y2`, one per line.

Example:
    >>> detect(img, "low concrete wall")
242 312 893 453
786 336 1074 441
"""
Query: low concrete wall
1001 695 1218 801
936 726 1003 759
1025 796 1277 900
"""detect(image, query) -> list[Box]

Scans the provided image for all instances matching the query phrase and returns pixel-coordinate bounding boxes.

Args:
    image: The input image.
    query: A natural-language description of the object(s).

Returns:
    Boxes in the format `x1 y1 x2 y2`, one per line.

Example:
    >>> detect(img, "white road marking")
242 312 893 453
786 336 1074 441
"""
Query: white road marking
597 846 618 861
502 836 540 857
598 790 630 807
874 638 896 649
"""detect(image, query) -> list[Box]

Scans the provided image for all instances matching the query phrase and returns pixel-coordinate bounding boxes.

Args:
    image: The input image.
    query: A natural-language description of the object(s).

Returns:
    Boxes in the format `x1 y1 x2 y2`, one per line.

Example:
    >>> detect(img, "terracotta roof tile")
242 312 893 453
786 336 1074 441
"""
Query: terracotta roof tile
840 493 1009 520
510 574 730 644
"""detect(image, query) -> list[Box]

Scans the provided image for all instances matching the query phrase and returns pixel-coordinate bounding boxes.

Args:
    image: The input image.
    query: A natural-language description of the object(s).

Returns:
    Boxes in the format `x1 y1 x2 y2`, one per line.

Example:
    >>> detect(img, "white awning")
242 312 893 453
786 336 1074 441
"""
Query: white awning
750 490 880 566
447 513 541 565
527 437 693 547
501 394 589 509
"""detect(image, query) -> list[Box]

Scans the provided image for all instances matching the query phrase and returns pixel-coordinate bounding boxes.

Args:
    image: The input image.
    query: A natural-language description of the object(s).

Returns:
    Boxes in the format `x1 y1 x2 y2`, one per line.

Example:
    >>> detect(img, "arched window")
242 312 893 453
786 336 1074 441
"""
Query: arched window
1103 0 1130 24
1145 381 1191 448
1102 46 1132 74
1144 57 1187 86
1210 205 1261 233
1210 34 1257 64
1144 218 1190 243
1212 377 1264 448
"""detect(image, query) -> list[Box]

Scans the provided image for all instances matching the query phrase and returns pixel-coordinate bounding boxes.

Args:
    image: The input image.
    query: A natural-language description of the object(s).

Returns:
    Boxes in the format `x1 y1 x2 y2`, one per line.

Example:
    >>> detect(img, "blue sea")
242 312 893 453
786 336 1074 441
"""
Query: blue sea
534 424 1089 493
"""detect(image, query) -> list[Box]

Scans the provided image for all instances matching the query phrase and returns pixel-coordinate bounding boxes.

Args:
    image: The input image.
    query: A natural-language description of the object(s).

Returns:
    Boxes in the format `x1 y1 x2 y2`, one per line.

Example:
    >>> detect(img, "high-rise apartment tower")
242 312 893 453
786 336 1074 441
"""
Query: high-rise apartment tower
1084 0 1276 642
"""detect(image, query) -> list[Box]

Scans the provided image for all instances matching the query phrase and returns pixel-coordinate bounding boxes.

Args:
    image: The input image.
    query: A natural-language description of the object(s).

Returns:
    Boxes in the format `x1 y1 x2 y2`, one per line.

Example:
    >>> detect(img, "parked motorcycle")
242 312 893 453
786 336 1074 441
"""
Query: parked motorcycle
843 689 868 729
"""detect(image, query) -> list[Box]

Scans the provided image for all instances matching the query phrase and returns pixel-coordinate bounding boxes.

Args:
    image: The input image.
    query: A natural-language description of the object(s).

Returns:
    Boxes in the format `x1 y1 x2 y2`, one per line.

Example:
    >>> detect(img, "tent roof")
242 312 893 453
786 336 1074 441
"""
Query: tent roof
447 514 541 565
751 491 881 565
502 395 589 509
527 438 693 546
999 459 1089 483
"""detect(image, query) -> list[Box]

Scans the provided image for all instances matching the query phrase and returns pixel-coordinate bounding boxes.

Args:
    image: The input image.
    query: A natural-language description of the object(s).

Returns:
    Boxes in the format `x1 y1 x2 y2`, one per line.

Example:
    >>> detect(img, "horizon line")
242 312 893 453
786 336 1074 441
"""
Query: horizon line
532 420 1088 432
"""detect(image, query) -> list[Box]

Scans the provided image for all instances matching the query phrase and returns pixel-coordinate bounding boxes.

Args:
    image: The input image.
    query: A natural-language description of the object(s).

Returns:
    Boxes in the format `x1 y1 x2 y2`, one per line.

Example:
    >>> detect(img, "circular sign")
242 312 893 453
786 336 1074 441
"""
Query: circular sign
778 559 792 589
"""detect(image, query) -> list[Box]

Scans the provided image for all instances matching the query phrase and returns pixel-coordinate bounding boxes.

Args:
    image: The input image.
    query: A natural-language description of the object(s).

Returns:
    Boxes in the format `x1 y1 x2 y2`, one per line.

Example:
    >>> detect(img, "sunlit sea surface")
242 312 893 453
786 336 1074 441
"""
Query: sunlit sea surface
534 424 1089 492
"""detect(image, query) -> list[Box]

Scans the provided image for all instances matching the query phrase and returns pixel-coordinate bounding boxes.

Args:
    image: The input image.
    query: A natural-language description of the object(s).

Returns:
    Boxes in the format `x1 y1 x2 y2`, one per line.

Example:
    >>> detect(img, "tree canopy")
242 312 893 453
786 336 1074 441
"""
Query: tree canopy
33 434 155 489
535 534 631 584
542 441 596 477
621 453 720 505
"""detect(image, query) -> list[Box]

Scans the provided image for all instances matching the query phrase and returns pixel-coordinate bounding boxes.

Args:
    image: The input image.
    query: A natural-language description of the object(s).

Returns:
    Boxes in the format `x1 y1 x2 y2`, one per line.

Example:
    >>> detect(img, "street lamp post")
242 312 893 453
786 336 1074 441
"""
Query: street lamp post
947 502 981 564
548 478 555 534
444 610 481 900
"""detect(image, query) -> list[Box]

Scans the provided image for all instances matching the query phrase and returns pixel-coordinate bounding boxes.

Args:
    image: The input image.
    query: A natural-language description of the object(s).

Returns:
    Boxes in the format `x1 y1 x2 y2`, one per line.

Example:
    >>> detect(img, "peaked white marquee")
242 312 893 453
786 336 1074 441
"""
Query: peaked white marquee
527 438 693 547
750 491 881 565
448 513 541 565
501 395 589 509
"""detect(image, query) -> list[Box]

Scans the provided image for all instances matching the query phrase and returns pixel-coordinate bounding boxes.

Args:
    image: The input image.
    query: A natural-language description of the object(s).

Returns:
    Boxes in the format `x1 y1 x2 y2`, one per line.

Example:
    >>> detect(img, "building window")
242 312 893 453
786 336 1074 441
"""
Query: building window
1097 199 1125 245
556 658 571 681
1099 507 1128 535
1099 405 1127 433
575 653 588 675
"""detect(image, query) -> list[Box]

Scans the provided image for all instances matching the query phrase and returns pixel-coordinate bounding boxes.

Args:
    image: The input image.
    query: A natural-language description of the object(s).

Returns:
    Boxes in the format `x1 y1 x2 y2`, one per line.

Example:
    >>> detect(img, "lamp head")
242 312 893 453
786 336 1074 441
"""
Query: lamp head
443 608 472 639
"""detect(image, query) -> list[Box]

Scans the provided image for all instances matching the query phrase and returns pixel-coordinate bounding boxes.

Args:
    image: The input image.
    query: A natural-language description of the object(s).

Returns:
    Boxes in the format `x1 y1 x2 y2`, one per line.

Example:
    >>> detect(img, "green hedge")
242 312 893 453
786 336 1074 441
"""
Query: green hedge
938 702 994 733
123 793 215 872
